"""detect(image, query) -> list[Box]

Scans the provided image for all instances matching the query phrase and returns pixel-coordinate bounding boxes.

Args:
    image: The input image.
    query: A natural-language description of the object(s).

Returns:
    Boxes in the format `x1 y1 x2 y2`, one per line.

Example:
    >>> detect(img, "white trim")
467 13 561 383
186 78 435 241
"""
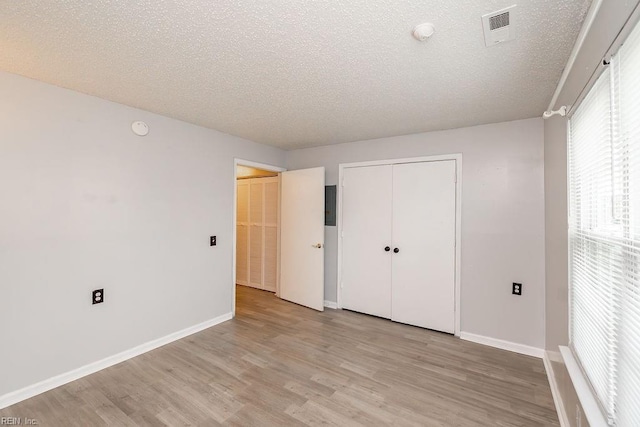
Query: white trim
232 158 286 317
324 300 338 309
543 351 570 427
0 312 233 410
234 159 287 173
336 154 462 337
459 332 545 358
560 346 608 427
338 154 463 169
454 156 462 336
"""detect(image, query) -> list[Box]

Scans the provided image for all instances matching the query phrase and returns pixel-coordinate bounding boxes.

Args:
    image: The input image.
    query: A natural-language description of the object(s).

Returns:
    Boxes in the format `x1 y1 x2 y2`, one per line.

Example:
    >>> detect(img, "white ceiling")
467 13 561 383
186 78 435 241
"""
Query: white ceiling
0 1 590 149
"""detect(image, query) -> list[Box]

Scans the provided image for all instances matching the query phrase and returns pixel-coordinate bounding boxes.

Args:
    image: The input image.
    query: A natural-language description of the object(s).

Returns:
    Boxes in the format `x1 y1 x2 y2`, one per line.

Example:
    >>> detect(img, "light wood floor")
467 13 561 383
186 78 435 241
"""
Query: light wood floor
1 286 559 426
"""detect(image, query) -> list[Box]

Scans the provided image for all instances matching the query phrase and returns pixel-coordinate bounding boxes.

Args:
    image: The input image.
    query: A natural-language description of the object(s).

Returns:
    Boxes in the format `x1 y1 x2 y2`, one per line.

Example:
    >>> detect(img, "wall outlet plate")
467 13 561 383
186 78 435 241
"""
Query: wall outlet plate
210 236 217 246
92 289 104 304
512 282 522 295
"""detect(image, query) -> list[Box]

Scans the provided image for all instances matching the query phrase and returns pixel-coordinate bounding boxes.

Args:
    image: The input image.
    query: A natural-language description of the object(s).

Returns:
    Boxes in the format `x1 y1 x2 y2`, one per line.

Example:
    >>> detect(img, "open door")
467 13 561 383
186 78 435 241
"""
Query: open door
279 167 325 311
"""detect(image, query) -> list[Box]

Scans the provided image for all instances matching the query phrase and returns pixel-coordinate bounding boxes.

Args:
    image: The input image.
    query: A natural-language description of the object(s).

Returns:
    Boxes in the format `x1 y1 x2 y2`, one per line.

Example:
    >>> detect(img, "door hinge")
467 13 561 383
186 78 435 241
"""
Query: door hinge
341 231 344 238
340 281 344 289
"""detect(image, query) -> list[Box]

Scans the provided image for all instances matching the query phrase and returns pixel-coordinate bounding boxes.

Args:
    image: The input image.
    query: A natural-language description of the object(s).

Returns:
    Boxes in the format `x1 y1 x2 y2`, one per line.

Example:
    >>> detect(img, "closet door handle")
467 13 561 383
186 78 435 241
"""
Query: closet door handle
384 246 391 252
393 248 400 253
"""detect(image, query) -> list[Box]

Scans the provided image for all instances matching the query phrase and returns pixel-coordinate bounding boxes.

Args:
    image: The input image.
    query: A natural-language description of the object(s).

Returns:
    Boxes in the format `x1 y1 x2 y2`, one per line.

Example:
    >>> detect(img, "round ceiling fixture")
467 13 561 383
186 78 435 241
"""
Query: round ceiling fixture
131 121 149 136
413 23 435 41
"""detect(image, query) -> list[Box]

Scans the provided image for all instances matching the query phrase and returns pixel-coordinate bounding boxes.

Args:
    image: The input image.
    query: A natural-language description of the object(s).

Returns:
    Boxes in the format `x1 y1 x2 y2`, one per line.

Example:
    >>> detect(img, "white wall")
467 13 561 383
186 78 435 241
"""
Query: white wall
0 71 285 398
287 118 545 348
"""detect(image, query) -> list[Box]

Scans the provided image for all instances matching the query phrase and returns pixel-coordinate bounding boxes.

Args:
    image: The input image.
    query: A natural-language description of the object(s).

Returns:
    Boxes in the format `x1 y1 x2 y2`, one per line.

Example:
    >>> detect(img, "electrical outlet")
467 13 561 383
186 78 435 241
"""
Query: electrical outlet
512 283 522 295
92 289 104 304
210 236 217 246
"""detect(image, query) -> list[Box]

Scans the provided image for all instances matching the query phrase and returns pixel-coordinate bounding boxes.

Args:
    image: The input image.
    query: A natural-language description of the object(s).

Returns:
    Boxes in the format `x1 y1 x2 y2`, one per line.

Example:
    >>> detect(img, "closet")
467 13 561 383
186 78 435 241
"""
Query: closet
340 160 456 333
236 176 279 292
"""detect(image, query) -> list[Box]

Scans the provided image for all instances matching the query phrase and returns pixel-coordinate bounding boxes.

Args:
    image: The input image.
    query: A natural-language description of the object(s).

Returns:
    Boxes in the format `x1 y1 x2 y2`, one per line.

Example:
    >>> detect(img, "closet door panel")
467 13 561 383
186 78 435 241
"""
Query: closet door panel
236 181 249 285
264 227 278 291
341 165 393 318
264 180 279 225
263 178 279 292
236 225 249 284
248 181 264 288
391 161 456 333
249 225 263 288
238 182 249 223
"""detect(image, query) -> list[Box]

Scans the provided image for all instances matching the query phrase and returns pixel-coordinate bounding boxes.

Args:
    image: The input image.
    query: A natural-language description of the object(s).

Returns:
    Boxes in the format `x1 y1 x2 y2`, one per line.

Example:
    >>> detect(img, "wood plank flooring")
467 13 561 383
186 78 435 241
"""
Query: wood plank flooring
0 286 559 426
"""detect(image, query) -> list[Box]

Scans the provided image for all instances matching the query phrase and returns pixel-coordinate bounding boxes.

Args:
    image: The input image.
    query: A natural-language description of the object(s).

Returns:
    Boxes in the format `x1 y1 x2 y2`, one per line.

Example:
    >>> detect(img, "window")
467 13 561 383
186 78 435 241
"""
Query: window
568 18 640 426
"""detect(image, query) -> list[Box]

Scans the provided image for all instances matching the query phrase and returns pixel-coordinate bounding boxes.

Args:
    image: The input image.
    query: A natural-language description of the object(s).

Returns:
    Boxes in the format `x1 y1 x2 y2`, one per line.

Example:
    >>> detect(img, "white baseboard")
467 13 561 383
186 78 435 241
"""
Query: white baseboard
0 312 233 410
544 351 570 427
459 332 545 358
324 300 338 309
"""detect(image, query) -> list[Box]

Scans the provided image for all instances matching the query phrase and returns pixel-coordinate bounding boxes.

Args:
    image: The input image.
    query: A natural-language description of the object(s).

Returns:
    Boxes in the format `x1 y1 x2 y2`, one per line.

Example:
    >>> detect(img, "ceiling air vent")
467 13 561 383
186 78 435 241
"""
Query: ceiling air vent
489 12 510 30
482 5 516 47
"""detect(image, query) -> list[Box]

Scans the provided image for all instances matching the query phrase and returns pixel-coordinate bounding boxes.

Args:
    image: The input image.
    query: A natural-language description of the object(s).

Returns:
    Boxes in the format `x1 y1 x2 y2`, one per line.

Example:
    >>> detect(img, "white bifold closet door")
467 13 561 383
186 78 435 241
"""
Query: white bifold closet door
341 165 393 318
236 176 279 292
391 161 456 333
341 160 456 333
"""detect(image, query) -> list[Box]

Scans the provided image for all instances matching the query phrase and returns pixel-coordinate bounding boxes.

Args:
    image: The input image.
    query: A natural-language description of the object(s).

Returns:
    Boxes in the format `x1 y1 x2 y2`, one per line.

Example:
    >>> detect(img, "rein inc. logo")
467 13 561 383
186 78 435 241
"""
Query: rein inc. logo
0 417 38 425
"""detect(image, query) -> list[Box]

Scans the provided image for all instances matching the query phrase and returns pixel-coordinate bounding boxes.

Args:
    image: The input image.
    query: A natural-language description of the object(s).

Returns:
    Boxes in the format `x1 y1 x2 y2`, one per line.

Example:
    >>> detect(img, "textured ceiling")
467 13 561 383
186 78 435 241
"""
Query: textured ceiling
0 1 590 149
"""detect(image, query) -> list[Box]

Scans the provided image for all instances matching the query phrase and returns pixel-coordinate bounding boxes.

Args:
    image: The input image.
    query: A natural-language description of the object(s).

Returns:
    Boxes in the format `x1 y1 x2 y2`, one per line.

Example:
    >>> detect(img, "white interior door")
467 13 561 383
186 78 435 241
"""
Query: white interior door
341 165 393 318
391 161 456 333
280 167 325 311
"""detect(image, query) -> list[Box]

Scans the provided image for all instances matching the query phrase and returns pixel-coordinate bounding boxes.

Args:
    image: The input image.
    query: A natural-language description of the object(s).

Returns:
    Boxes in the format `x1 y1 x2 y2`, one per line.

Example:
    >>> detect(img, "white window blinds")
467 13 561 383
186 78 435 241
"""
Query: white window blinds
568 18 640 427
612 18 640 427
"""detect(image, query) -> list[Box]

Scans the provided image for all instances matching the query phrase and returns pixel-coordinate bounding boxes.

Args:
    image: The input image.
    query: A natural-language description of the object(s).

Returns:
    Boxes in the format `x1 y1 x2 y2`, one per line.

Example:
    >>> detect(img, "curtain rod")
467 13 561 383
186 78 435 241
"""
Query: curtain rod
546 0 604 112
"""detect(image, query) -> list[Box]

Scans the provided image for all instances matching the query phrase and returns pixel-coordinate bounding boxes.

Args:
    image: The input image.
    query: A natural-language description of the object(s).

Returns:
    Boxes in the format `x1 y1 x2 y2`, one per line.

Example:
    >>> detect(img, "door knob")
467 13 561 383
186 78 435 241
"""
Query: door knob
384 246 391 252
393 248 399 253
312 243 323 248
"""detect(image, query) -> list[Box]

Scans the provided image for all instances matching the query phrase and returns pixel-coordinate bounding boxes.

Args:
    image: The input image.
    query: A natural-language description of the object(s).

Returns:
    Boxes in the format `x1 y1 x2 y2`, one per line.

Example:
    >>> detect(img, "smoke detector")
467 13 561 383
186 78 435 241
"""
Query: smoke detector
413 23 435 41
481 5 516 47
131 121 149 136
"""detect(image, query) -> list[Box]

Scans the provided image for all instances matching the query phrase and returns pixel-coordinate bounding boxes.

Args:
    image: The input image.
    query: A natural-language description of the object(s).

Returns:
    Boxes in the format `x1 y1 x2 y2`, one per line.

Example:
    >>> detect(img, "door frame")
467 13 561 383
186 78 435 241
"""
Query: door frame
232 159 286 317
336 154 462 336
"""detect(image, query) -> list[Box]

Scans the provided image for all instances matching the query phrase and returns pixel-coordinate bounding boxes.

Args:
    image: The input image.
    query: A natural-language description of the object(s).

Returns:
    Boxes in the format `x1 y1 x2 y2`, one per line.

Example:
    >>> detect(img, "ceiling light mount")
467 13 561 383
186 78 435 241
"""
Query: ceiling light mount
413 23 435 41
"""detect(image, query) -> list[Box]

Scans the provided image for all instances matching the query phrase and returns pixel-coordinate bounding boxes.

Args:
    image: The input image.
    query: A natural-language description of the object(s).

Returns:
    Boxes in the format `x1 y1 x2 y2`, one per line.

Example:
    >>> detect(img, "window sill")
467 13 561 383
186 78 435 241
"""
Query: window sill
559 346 609 427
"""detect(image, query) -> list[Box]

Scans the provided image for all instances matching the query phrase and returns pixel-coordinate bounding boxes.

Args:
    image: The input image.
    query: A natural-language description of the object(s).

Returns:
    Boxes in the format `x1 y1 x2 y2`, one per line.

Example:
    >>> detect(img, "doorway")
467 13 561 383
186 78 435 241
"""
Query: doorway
233 160 286 317
236 167 280 292
232 159 326 317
